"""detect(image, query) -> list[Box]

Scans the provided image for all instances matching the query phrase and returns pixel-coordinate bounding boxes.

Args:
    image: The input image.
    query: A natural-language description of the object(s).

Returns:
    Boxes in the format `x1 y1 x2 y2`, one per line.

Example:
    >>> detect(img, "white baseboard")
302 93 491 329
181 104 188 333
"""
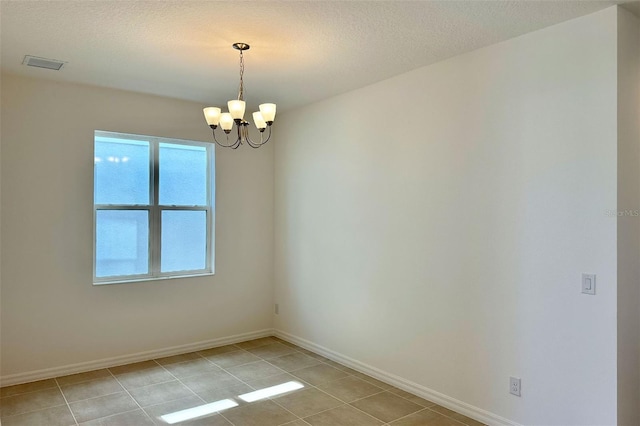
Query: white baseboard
0 329 274 387
274 329 521 426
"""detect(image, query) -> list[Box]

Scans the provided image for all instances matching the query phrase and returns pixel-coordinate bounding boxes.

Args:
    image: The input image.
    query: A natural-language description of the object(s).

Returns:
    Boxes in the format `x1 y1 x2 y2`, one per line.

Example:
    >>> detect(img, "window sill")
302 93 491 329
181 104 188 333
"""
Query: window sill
93 272 215 286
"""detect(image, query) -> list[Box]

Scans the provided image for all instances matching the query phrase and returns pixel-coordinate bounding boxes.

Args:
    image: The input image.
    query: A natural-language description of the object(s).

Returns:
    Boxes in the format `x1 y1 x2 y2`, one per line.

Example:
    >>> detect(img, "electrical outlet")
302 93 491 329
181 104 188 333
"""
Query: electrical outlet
510 377 521 397
274 303 279 315
582 273 596 295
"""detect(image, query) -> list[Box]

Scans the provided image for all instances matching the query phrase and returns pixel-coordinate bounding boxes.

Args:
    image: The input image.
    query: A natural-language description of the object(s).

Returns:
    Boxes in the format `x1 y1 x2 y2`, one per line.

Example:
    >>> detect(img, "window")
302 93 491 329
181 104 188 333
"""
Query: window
93 131 214 284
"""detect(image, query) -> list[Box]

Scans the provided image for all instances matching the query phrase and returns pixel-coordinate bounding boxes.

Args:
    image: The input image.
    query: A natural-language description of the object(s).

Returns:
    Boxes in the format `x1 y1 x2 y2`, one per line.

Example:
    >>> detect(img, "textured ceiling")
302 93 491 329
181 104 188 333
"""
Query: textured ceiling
1 1 637 112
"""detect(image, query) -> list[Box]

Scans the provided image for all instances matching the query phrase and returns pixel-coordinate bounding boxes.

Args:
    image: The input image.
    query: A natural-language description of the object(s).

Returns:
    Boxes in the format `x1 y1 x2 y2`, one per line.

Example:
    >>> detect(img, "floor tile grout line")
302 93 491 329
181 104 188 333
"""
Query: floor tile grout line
0 383 60 399
209 339 329 373
380 386 439 410
0 402 70 422
160 347 266 426
265 373 386 424
341 388 387 404
121 344 285 426
318 370 439 424
208 354 304 425
225 347 377 424
244 340 394 424
212 348 310 426
54 377 80 426
55 371 113 389
192 343 300 371
424 405 475 426
264 358 323 373
279 359 349 377
105 367 156 425
223 362 290 386
304 385 391 424
387 387 435 404
154 364 210 404
297 401 370 424
65 355 329 407
59 378 175 405
345 390 401 423
194 344 243 359
90 408 149 425
160 344 258 425
253 396 303 424
200 349 280 370
138 340 291 424
140 354 213 422
281 420 310 426
383 407 430 425
0 383 77 421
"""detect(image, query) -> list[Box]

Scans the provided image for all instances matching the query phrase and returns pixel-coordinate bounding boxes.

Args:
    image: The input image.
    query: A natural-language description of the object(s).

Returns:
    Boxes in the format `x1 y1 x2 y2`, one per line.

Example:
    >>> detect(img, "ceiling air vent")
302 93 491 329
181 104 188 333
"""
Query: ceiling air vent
22 55 66 71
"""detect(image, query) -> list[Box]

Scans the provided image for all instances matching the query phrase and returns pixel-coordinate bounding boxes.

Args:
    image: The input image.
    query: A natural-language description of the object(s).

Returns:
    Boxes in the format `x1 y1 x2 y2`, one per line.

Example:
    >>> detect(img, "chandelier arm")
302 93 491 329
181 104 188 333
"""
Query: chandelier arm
246 139 260 149
259 126 272 147
231 134 242 149
232 125 242 149
244 128 260 149
257 125 272 146
212 127 242 149
237 124 246 148
263 125 272 144
238 123 258 148
245 125 272 148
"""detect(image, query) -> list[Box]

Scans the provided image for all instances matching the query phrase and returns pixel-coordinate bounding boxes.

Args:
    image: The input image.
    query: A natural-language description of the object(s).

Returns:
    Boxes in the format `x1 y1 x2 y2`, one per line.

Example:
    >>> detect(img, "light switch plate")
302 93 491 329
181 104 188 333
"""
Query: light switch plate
582 274 596 295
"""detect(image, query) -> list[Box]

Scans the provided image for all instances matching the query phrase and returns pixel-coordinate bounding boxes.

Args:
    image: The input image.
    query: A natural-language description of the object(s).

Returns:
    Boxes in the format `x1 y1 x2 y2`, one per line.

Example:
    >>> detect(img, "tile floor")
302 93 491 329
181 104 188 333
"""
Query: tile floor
0 337 485 426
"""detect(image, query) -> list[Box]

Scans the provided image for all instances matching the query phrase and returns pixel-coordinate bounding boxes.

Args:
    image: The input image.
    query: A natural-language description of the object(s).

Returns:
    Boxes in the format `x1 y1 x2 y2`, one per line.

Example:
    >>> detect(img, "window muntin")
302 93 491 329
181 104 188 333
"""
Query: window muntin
93 131 214 284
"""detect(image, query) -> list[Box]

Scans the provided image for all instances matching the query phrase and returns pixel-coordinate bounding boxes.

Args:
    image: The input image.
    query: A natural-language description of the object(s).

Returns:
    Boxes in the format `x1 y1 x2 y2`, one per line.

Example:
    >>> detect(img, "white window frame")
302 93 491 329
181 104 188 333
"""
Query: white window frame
93 130 215 284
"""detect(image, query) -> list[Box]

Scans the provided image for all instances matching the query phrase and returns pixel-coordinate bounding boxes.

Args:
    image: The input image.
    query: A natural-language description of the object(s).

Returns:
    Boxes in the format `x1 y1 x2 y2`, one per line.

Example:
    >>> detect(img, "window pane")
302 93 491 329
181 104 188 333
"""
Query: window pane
159 143 207 206
161 210 207 272
95 137 150 205
96 210 149 277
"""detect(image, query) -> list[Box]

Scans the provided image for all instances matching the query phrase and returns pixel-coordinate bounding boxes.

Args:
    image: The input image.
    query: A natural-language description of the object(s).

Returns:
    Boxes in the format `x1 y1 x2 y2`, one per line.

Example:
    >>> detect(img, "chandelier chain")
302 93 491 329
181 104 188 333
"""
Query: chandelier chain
238 50 245 101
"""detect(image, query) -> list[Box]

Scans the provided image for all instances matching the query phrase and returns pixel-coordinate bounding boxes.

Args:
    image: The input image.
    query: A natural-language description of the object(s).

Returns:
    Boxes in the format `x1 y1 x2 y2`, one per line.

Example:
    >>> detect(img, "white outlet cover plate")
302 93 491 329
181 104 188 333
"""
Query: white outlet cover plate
510 377 521 397
582 273 596 295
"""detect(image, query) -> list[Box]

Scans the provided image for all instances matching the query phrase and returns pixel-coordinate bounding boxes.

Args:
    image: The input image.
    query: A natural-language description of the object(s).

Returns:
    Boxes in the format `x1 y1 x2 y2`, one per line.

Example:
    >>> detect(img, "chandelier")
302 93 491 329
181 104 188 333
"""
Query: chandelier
203 43 276 149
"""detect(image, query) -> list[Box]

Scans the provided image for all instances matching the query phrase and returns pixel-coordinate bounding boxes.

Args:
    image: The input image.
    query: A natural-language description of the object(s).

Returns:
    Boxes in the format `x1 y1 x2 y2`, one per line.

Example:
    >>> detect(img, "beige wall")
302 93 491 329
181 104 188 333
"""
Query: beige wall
0 74 274 377
617 7 640 426
274 8 619 425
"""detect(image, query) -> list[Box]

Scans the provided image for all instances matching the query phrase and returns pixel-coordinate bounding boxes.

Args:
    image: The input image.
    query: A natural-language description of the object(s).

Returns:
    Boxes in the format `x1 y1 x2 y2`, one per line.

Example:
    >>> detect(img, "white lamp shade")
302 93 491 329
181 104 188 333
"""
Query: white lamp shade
252 112 267 129
227 100 246 120
219 113 234 131
203 107 221 126
259 103 276 122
